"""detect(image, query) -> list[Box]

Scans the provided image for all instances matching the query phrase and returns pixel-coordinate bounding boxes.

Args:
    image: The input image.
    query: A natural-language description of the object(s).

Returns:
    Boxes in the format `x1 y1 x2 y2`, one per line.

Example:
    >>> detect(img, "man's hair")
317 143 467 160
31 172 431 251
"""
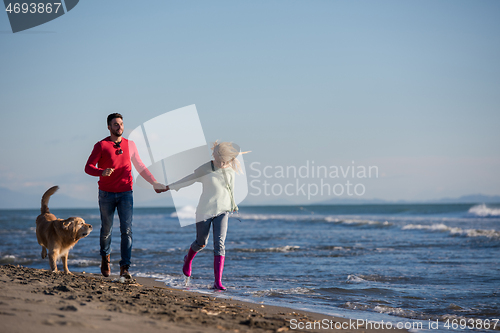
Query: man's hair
107 113 123 126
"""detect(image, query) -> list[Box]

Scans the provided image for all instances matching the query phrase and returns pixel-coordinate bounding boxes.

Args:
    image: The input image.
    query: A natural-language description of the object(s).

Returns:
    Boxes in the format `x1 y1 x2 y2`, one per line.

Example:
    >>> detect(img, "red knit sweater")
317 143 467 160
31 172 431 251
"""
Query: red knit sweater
85 137 156 193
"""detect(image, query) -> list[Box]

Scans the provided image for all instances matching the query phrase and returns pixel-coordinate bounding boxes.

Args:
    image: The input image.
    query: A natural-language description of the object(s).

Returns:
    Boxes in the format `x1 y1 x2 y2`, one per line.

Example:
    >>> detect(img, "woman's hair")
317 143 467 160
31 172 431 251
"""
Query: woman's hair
212 141 244 174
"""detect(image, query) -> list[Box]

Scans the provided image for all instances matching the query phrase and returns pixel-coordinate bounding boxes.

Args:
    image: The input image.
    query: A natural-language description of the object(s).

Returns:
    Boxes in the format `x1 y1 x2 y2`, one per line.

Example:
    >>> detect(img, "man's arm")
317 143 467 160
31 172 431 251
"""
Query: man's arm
85 142 106 177
129 141 165 192
85 142 115 177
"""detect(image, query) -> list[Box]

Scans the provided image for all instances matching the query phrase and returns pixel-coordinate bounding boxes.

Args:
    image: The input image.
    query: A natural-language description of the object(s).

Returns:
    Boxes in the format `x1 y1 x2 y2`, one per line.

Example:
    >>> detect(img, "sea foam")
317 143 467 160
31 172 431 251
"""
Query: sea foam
170 205 196 219
236 245 300 253
402 223 500 238
467 204 500 217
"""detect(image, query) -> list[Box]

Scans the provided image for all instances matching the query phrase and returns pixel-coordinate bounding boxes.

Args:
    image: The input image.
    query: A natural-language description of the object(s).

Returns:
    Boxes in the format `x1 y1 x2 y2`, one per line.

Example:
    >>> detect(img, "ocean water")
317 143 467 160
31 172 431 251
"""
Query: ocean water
1 203 499 332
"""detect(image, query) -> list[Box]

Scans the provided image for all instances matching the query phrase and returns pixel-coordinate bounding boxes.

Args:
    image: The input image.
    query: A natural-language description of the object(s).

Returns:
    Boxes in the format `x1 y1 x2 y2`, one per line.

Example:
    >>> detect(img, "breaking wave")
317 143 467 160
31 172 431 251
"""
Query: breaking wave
467 204 500 217
325 217 392 226
402 223 500 239
235 245 300 253
249 287 313 297
170 205 196 219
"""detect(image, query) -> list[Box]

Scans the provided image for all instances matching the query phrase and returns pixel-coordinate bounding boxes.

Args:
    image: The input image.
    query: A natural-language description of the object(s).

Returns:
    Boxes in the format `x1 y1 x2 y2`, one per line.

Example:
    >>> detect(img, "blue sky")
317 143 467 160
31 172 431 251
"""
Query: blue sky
1 0 499 207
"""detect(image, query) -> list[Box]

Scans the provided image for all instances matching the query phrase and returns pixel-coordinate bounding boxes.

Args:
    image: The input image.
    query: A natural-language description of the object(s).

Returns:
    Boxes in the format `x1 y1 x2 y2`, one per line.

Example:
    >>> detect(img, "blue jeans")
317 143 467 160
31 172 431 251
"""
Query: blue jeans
191 213 228 256
98 190 133 267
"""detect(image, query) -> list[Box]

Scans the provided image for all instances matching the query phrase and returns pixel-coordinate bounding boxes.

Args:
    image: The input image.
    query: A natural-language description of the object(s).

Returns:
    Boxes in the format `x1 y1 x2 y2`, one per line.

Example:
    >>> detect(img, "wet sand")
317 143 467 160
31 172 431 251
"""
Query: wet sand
0 265 408 333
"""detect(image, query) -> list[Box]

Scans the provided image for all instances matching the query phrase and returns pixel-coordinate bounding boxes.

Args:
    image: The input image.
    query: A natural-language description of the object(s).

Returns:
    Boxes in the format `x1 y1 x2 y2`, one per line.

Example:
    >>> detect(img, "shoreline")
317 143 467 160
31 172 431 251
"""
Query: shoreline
0 264 409 333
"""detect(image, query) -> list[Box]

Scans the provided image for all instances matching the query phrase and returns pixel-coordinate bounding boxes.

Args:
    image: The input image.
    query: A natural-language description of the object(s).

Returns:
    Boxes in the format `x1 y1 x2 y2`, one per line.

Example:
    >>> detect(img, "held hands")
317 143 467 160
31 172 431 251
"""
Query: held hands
101 172 168 193
153 182 169 193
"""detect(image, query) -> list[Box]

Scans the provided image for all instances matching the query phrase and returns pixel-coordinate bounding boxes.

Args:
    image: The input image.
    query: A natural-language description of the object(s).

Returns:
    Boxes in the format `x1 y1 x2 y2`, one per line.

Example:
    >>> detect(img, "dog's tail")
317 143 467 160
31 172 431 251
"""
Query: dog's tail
41 186 59 214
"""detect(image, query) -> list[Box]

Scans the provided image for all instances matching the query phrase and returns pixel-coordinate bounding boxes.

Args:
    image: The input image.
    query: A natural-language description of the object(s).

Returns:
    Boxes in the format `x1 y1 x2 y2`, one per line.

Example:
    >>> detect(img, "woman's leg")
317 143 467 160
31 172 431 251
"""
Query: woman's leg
192 218 212 252
212 213 228 257
183 218 212 278
212 213 228 290
183 247 197 277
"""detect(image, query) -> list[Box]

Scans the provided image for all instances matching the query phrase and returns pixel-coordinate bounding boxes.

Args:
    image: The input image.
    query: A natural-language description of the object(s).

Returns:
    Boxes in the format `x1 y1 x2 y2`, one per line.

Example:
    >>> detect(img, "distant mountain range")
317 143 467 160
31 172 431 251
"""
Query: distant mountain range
430 194 500 204
0 187 174 209
242 194 500 206
0 187 499 209
0 187 95 209
317 194 500 205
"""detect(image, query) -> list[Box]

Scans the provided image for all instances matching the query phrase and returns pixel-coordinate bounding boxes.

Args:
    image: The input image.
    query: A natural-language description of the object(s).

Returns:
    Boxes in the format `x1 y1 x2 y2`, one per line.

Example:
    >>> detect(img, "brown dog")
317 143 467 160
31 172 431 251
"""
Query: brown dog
36 186 93 274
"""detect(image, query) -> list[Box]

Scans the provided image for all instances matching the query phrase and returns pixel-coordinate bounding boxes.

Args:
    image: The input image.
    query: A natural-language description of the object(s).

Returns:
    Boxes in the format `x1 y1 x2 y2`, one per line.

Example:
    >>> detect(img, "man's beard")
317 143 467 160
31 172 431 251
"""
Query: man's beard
111 129 122 137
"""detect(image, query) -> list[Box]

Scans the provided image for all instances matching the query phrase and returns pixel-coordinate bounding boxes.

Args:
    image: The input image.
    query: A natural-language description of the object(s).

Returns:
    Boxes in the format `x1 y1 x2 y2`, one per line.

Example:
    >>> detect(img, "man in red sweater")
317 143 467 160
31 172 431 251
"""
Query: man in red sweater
85 113 165 278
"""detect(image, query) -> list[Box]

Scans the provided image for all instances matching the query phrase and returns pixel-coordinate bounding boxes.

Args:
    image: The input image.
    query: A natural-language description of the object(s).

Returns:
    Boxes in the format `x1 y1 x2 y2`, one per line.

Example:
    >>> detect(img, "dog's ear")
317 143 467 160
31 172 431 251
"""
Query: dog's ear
61 217 77 230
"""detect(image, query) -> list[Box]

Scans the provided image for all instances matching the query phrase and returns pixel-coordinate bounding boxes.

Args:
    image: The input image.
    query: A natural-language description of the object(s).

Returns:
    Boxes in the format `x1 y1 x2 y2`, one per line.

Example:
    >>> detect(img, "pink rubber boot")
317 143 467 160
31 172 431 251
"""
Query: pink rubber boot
213 255 226 290
183 247 197 277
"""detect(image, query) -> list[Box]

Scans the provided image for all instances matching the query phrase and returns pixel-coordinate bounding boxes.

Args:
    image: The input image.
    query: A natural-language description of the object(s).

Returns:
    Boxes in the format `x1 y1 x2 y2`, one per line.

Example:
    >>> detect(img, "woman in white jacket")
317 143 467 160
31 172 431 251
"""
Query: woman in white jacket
165 141 243 290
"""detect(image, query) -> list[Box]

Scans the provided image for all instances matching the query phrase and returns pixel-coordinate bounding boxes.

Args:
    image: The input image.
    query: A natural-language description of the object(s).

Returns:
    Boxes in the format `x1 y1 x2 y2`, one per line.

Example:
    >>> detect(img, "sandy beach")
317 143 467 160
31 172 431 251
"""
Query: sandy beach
0 265 409 333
